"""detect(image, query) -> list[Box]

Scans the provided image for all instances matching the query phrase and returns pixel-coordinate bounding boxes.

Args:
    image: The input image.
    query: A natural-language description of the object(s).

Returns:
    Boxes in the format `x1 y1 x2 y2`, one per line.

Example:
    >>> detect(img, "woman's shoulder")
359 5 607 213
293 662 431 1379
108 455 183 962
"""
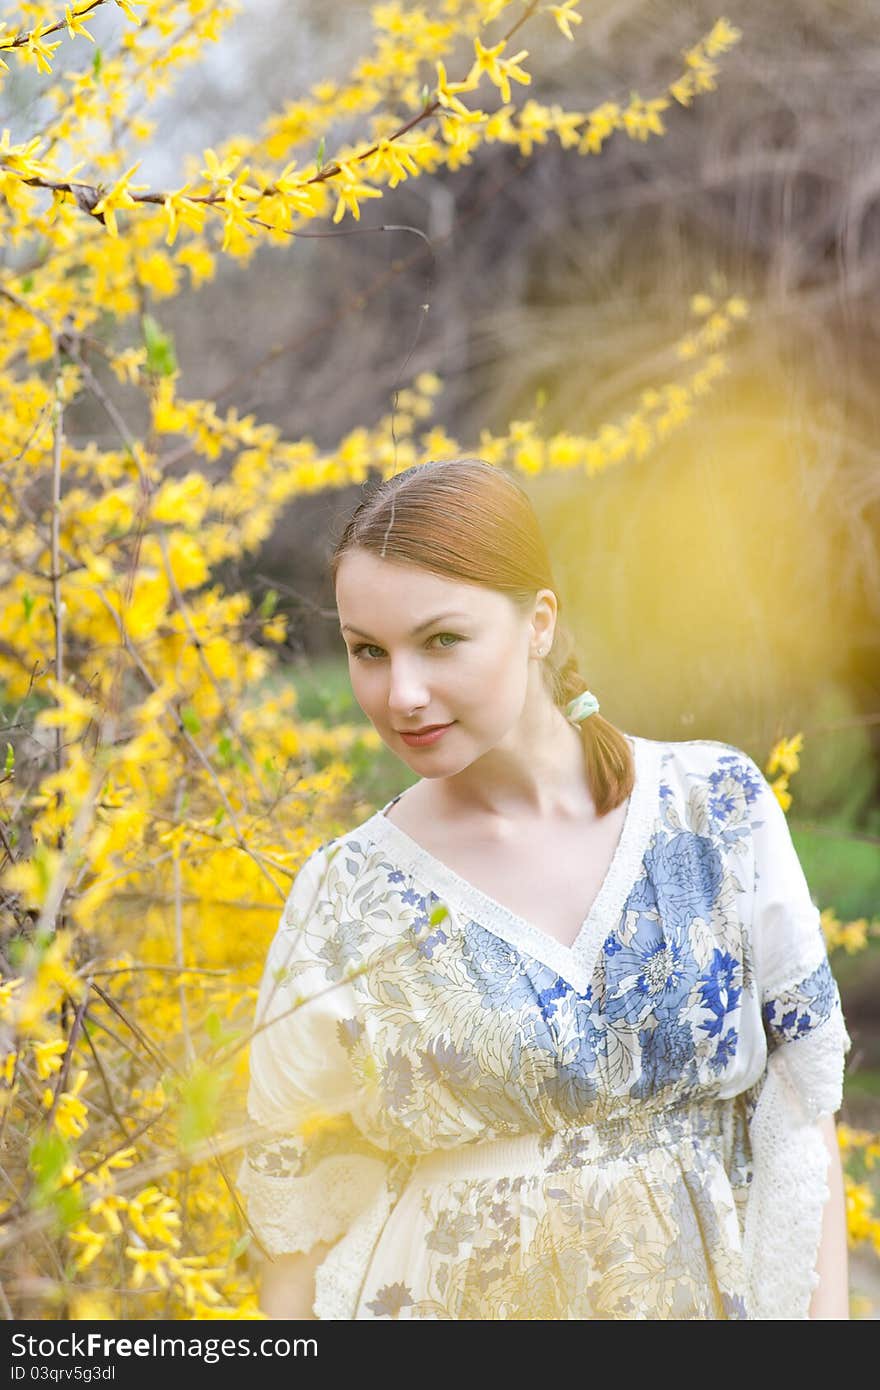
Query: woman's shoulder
637 734 769 839
281 804 404 915
647 733 762 782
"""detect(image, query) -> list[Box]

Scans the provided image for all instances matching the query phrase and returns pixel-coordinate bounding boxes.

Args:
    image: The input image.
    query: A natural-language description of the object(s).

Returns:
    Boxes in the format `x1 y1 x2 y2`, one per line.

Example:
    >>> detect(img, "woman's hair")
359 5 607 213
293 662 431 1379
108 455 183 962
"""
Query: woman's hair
330 458 634 816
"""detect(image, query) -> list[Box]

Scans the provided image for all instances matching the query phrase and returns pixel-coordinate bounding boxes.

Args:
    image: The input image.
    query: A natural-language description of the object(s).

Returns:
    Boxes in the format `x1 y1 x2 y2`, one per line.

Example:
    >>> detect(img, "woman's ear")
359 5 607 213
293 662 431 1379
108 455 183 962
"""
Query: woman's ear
530 588 558 653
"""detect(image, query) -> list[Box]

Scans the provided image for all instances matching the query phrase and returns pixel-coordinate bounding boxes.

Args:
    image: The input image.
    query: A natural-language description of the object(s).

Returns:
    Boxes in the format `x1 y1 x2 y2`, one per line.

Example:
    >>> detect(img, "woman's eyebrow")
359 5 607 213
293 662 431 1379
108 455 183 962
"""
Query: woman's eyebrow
341 611 471 639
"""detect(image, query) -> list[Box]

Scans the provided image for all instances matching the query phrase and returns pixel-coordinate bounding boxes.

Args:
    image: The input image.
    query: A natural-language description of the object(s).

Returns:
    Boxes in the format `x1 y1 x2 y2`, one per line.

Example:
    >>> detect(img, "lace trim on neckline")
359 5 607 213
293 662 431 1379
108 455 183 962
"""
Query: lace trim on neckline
360 735 661 994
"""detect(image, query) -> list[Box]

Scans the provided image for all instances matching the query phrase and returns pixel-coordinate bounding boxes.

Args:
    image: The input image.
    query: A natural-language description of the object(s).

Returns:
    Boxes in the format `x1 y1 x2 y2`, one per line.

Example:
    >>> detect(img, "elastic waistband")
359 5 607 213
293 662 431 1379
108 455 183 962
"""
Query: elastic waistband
410 1131 545 1182
407 1099 735 1184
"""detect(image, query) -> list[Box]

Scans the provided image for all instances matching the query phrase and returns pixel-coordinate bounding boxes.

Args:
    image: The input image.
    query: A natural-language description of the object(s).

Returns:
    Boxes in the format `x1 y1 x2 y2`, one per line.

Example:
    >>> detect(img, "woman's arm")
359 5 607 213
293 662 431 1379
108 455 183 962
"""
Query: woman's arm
257 1238 336 1320
808 1113 849 1319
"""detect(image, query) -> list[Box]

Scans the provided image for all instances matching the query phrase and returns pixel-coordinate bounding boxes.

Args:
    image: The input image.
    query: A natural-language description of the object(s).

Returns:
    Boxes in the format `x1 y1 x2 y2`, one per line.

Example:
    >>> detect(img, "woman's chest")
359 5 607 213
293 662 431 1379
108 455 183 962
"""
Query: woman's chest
385 799 631 950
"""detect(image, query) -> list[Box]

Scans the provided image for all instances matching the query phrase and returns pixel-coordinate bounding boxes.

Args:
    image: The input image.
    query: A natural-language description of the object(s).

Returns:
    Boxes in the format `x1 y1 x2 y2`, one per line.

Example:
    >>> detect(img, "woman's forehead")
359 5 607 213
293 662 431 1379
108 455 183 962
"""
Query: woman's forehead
335 552 504 623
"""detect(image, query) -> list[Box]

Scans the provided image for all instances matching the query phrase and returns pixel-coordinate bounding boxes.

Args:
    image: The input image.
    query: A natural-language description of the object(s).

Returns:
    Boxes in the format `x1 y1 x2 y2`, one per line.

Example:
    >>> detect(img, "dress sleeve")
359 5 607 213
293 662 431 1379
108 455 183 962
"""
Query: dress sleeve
749 762 851 1116
235 844 391 1276
740 757 852 1319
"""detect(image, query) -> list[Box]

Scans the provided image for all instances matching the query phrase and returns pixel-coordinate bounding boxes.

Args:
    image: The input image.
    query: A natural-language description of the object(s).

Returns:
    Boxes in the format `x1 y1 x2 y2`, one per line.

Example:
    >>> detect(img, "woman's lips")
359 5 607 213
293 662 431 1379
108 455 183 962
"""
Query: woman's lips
398 723 454 747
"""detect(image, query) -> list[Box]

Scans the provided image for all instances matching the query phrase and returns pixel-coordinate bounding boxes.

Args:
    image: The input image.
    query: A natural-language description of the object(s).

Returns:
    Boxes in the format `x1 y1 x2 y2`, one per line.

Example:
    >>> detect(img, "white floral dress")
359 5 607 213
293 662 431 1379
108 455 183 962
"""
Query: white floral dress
237 735 851 1320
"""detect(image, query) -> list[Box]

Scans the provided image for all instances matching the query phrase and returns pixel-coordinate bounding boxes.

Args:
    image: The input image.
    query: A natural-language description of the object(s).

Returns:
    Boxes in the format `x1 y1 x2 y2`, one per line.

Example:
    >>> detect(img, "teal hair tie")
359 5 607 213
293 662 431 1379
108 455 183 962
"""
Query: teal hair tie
565 690 600 722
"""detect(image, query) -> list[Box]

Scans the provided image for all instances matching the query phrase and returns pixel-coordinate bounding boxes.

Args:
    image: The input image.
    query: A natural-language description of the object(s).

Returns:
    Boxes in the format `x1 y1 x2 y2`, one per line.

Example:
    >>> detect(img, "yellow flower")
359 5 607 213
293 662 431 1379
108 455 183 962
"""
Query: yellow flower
515 100 554 156
550 104 586 149
89 1193 128 1235
765 732 804 778
331 163 383 223
578 101 621 154
670 74 696 107
65 7 95 42
2 848 66 918
91 162 149 237
548 1 583 41
52 1068 89 1139
68 1224 107 1273
22 24 63 76
0 129 48 180
114 0 145 25
200 148 240 189
434 59 476 117
414 371 442 396
367 138 423 188
171 1255 226 1310
176 244 216 288
703 18 742 56
0 978 23 1020
622 94 669 142
68 1292 115 1320
47 673 107 734
467 39 531 104
109 347 147 385
845 1178 876 1244
33 1039 68 1080
162 187 206 246
769 776 792 813
125 1246 173 1289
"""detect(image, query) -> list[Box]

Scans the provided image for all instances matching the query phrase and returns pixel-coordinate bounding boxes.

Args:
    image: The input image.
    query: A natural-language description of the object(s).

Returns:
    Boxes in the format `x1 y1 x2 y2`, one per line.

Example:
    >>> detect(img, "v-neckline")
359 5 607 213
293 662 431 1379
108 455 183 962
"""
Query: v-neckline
361 733 661 995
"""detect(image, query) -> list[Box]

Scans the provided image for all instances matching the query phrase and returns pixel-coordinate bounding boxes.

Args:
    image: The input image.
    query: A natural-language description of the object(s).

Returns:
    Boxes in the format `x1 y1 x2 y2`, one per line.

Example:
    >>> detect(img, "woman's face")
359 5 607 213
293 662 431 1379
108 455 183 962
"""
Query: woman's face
335 550 554 775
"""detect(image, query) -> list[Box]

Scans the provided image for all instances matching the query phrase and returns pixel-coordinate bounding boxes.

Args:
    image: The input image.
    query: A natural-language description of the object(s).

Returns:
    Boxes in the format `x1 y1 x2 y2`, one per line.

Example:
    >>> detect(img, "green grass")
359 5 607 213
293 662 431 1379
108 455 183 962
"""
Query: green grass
264 654 417 807
844 1070 880 1099
794 826 880 924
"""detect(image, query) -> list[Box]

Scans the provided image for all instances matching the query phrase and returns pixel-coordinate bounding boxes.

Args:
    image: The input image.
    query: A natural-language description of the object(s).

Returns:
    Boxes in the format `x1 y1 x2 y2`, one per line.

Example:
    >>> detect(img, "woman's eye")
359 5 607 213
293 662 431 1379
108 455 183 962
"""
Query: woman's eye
351 633 462 660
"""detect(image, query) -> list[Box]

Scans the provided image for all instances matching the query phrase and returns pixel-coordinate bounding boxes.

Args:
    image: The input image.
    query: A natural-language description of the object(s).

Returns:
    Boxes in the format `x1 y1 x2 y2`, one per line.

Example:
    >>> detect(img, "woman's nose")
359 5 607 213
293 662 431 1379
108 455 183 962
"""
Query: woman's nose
386 657 430 716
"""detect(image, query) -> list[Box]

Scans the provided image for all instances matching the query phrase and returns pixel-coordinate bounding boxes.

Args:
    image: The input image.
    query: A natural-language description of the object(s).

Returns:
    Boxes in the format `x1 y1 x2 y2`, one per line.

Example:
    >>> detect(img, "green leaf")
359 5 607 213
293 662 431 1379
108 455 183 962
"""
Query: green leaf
141 312 178 378
29 1131 68 1189
315 136 326 171
205 1011 240 1050
259 589 278 618
217 734 233 766
4 743 13 775
19 275 34 294
175 1061 226 1153
180 706 200 734
33 845 55 901
229 1231 252 1262
21 591 34 622
92 47 103 80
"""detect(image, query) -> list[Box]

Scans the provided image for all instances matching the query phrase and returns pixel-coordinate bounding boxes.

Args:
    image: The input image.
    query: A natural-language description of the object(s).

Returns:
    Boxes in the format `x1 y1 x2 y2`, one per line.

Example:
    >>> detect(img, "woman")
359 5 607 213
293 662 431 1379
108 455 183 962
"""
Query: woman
237 457 851 1320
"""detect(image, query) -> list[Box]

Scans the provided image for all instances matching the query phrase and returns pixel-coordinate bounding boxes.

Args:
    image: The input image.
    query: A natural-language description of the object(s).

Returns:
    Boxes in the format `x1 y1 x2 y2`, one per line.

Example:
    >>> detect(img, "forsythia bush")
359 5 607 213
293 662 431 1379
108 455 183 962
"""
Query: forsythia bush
0 0 875 1318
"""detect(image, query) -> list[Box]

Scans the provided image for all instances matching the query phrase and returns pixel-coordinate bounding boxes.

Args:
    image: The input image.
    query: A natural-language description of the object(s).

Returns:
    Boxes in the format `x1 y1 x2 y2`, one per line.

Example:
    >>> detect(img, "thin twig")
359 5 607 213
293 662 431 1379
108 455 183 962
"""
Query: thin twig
89 981 179 1078
49 344 65 781
172 779 194 1067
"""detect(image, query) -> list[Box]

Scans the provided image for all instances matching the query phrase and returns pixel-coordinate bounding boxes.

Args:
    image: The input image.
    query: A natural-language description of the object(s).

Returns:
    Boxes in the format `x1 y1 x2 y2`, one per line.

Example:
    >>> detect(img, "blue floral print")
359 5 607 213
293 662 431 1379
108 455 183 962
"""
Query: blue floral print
762 955 839 1049
239 736 849 1321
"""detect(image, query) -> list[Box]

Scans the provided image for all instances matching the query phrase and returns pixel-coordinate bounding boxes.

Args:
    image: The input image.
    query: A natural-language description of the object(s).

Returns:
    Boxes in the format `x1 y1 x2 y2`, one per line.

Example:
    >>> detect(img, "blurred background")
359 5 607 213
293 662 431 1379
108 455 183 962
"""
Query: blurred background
5 0 878 1303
